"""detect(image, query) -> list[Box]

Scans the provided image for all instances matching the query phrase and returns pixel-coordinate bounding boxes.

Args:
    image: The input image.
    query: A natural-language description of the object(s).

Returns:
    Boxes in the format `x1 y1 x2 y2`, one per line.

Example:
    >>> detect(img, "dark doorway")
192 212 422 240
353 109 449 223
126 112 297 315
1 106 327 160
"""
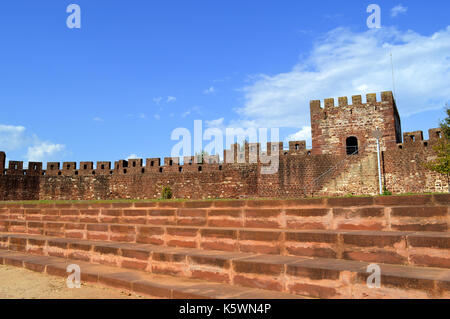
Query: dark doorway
346 136 358 155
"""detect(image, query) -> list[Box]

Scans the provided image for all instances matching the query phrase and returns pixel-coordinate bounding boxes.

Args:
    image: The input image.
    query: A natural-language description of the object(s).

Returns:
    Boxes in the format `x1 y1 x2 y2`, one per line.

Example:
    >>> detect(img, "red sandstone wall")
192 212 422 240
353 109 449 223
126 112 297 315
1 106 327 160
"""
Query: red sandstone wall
0 91 446 201
0 175 40 201
383 131 449 194
310 92 401 156
1 137 446 200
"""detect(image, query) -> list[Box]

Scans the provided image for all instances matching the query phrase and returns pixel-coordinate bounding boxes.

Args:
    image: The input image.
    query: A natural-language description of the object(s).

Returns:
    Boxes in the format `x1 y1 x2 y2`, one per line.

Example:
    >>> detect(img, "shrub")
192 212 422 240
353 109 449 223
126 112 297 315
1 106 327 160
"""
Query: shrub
161 186 173 199
382 186 392 196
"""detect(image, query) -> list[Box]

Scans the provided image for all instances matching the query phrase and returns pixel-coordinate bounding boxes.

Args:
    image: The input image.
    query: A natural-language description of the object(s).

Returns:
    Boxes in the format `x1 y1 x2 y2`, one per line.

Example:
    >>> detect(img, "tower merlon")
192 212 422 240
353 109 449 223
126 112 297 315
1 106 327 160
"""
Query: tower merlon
403 131 424 144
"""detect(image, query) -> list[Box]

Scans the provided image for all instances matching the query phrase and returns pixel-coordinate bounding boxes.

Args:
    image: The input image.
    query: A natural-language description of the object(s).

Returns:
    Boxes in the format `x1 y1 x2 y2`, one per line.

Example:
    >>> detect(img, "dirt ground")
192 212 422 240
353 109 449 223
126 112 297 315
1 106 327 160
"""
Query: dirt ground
0 264 151 299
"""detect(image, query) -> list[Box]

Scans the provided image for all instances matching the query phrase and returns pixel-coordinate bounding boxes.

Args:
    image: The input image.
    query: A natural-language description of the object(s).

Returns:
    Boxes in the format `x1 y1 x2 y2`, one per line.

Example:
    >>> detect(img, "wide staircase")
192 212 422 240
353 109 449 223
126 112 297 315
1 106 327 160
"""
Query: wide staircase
0 194 448 299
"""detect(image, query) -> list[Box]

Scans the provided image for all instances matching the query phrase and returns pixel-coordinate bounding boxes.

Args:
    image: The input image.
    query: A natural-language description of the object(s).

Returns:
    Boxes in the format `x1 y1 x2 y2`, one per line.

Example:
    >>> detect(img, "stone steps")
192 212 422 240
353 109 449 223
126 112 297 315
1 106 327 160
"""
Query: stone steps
0 232 449 299
0 205 448 232
0 221 448 268
0 250 305 299
0 195 448 233
0 195 448 299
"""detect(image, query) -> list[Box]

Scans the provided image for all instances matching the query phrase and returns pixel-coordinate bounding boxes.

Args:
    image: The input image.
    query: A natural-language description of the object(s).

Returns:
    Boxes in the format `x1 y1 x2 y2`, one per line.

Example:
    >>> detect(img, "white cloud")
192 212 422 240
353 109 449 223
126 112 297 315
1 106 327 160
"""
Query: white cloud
153 97 163 105
181 106 202 118
182 110 191 118
236 26 450 134
167 96 177 103
127 113 147 120
205 118 225 128
126 154 140 160
0 125 26 151
0 124 66 163
154 114 161 120
203 86 215 94
93 117 104 122
25 142 65 162
286 126 312 142
391 4 408 18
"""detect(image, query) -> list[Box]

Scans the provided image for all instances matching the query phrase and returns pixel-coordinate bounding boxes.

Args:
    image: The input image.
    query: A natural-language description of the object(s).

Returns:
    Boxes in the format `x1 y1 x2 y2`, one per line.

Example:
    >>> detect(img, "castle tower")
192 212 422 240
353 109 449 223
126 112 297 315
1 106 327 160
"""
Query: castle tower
310 91 402 156
0 151 5 173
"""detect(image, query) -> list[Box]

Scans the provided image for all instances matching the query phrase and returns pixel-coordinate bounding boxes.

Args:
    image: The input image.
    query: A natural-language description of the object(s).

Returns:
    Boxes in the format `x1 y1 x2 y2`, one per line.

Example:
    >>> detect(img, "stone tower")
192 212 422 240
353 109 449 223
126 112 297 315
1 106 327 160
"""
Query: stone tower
310 91 402 156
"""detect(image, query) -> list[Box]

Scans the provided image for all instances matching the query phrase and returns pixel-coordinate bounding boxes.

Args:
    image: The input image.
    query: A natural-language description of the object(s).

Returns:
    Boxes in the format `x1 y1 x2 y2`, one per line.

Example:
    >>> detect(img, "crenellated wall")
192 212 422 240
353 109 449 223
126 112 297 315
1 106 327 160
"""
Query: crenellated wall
310 91 402 156
0 91 447 200
382 128 448 194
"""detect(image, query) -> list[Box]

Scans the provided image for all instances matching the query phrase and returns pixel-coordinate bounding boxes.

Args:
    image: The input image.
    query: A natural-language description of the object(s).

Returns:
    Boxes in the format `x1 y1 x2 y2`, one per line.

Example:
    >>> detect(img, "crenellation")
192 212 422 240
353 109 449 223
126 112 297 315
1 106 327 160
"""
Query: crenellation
351 95 362 105
115 160 128 170
63 162 76 171
128 158 143 169
6 161 23 175
204 154 220 164
310 93 386 115
80 162 94 170
338 97 348 107
324 98 335 108
248 143 260 163
0 91 446 200
289 141 307 155
267 142 283 156
46 162 60 176
27 162 43 176
310 100 322 113
164 157 179 166
146 158 161 169
381 91 394 103
403 131 424 144
366 93 377 103
185 156 195 164
311 91 401 156
428 128 443 141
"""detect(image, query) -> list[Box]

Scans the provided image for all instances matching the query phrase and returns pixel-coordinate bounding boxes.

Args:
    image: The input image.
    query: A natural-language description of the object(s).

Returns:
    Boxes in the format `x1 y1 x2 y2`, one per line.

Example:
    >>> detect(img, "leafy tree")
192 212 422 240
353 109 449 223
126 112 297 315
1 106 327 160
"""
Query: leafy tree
425 105 450 193
440 104 450 139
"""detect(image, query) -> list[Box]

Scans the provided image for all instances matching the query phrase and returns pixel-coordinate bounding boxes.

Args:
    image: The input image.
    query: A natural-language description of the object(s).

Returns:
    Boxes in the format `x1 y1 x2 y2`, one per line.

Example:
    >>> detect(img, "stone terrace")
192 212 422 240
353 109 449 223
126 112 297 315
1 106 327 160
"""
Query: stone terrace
0 194 449 299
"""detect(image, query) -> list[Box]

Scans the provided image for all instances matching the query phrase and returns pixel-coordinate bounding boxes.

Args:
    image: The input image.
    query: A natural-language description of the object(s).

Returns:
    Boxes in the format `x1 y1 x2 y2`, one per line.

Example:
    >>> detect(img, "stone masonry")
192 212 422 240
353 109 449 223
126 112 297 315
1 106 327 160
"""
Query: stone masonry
0 91 447 200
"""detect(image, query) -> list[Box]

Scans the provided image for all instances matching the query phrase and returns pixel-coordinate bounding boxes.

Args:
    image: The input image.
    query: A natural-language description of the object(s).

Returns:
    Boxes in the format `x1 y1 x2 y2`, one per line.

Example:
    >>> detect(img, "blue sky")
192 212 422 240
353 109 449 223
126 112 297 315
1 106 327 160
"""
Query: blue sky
0 1 449 166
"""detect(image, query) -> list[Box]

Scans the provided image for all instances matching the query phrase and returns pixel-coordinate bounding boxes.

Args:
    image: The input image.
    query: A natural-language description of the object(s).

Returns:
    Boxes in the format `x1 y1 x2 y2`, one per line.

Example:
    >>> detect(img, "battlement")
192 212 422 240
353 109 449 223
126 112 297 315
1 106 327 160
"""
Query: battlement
0 139 315 177
310 91 395 113
310 91 401 156
8 127 440 178
395 128 444 150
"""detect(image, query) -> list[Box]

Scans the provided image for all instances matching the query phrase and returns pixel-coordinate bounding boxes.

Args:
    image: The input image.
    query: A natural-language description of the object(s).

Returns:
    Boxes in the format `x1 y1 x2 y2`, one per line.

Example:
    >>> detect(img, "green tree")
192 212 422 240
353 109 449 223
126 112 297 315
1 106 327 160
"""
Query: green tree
440 104 450 139
425 105 450 193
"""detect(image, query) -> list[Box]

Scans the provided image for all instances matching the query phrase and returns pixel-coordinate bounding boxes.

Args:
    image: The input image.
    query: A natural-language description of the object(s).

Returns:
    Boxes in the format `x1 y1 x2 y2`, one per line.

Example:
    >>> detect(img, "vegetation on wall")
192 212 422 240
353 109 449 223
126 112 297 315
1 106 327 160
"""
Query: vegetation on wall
161 186 173 199
425 105 450 192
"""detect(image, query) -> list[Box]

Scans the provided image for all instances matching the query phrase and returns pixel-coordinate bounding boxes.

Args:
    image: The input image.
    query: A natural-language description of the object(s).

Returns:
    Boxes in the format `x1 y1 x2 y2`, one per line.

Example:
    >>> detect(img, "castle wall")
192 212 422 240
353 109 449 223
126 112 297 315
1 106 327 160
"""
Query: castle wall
310 92 401 156
0 91 446 201
0 175 40 201
382 128 449 194
0 153 348 200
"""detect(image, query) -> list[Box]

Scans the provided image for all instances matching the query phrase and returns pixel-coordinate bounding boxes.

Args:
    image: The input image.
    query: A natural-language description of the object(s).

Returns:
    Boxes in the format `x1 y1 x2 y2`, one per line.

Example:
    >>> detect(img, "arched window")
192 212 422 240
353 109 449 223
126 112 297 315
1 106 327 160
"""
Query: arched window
346 136 358 155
